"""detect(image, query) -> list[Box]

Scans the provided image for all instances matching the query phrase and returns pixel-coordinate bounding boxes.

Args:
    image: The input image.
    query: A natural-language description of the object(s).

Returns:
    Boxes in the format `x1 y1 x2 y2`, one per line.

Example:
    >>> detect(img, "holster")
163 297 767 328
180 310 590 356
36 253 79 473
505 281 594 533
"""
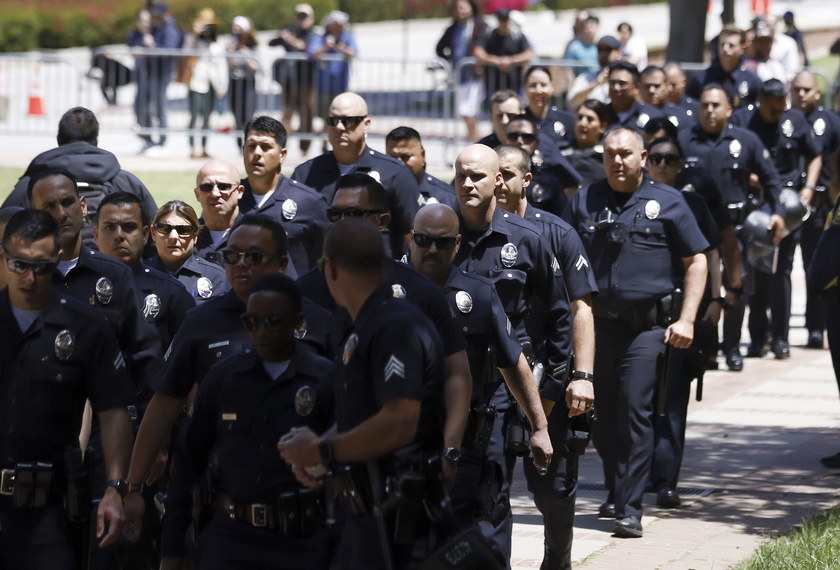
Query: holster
419 525 505 570
474 458 503 522
392 470 426 546
64 446 91 520
570 409 595 456
190 466 217 543
462 405 497 452
335 464 374 516
503 404 531 457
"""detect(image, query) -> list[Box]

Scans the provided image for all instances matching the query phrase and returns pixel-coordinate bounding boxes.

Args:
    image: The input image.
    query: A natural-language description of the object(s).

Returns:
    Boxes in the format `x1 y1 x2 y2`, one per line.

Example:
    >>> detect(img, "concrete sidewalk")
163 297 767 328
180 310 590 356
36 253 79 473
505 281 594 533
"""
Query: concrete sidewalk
508 261 840 569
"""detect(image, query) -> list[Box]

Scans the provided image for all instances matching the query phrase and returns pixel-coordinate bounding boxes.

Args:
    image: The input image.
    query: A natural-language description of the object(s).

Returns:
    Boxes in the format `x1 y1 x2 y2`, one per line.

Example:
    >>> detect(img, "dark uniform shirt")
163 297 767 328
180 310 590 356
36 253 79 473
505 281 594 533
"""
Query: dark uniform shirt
662 102 696 132
151 290 330 399
730 106 821 187
334 285 445 473
477 133 502 149
673 168 732 232
685 63 763 109
562 144 606 187
291 146 421 258
145 253 230 304
454 207 571 401
679 123 784 214
525 105 576 151
194 223 299 280
675 95 697 118
0 291 133 470
239 177 330 274
418 173 458 209
563 177 709 315
608 100 665 133
804 106 840 191
681 191 723 251
527 144 583 217
132 264 195 359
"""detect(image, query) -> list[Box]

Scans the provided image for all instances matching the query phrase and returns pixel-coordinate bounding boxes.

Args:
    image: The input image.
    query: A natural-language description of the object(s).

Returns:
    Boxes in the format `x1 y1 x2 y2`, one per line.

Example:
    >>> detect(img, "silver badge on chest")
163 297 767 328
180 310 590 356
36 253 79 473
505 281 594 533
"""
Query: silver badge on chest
282 199 298 220
500 243 518 268
531 150 543 167
738 81 749 98
196 277 213 299
365 170 381 183
143 294 161 322
781 119 794 138
729 140 742 158
342 332 359 365
54 329 75 360
391 283 406 299
455 291 473 314
645 200 661 220
532 184 545 202
295 318 307 339
636 113 650 128
814 118 826 137
95 277 113 305
294 385 316 416
553 121 565 136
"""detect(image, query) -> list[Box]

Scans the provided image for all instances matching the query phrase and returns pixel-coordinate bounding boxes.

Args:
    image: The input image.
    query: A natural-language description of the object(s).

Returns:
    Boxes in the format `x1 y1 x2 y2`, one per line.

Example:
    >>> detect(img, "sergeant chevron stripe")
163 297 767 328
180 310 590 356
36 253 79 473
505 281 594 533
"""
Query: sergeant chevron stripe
384 355 405 382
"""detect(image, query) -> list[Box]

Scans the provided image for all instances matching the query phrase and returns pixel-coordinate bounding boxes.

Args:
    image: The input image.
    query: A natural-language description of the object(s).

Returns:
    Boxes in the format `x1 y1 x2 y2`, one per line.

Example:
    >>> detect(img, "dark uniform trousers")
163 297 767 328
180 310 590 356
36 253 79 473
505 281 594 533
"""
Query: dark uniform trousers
826 290 840 384
0 504 76 570
748 232 796 345
799 200 829 335
650 348 693 490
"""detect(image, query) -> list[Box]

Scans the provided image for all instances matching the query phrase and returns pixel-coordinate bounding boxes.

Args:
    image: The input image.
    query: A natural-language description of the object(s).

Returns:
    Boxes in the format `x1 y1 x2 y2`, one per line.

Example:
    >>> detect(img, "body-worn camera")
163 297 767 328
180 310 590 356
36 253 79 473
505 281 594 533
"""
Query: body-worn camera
595 209 627 243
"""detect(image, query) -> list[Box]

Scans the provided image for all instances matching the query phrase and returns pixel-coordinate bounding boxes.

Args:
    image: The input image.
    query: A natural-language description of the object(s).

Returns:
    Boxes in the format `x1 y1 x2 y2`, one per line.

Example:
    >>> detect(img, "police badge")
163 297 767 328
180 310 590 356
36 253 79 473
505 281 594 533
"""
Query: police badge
282 199 298 220
681 184 696 193
668 115 679 128
342 332 359 365
366 170 381 183
196 277 213 299
781 119 794 138
294 385 316 416
531 150 544 167
636 113 650 128
95 277 113 304
645 200 661 220
814 118 826 137
54 329 75 360
391 284 406 299
500 243 518 268
143 294 161 322
738 81 749 98
455 291 473 314
532 184 545 202
553 121 565 136
729 140 742 158
295 318 307 339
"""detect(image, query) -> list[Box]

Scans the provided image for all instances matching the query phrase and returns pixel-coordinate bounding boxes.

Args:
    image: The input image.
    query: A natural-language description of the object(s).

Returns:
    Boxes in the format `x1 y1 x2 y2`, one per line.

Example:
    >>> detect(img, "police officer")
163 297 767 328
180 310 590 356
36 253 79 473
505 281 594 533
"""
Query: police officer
504 115 582 217
385 126 458 209
122 214 329 541
563 127 709 537
685 26 763 110
292 92 420 258
522 66 576 152
193 160 245 266
161 275 334 569
638 66 694 132
478 89 523 149
605 61 664 133
240 116 329 274
407 203 554 566
730 78 822 359
562 99 610 187
279 218 447 569
0 206 25 289
662 62 697 118
791 70 840 349
678 84 786 371
0 209 134 568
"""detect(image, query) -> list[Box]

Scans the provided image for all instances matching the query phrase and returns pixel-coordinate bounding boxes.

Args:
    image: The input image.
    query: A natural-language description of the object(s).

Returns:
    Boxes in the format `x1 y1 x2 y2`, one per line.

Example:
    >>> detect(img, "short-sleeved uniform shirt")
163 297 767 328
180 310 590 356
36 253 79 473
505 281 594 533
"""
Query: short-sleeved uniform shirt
418 173 458 209
673 168 732 232
527 144 583 216
804 106 840 190
685 64 763 110
562 144 605 188
146 253 230 304
475 28 532 93
608 100 665 133
525 106 576 151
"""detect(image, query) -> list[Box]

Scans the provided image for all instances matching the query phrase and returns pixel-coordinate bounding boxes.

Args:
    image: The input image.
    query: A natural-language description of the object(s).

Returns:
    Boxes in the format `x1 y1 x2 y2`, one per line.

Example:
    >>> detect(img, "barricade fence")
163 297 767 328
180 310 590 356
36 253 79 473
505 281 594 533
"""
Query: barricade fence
0 49 834 152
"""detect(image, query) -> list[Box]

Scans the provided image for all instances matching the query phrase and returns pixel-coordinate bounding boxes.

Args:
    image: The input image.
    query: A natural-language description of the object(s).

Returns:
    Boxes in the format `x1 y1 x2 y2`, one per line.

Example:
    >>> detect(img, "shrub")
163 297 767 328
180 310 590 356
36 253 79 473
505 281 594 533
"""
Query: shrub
0 7 41 53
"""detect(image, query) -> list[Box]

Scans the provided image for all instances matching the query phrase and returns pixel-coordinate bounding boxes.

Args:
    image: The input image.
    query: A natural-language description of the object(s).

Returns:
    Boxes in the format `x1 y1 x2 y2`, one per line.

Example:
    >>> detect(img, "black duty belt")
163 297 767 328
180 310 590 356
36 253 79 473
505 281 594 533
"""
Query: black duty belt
0 463 59 509
215 490 323 536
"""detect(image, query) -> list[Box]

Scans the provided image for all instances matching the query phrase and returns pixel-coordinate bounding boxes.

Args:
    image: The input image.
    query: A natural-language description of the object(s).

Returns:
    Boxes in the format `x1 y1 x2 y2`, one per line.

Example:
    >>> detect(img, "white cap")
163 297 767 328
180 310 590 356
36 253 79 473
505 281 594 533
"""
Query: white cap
323 10 349 27
232 15 251 33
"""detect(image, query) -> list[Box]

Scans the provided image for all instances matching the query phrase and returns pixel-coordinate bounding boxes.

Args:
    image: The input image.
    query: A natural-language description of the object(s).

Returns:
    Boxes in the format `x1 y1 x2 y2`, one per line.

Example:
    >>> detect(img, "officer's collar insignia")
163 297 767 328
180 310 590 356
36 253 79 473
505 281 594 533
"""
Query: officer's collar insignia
54 329 75 360
342 332 358 364
500 243 518 268
455 291 473 314
668 115 679 128
295 318 307 339
143 294 161 322
729 140 742 158
645 200 661 220
196 277 213 299
95 277 113 305
295 385 316 416
681 184 695 193
391 283 406 299
282 199 298 220
532 184 545 201
781 119 794 138
636 113 650 128
738 81 749 98
814 118 826 137
553 121 565 136
531 150 543 167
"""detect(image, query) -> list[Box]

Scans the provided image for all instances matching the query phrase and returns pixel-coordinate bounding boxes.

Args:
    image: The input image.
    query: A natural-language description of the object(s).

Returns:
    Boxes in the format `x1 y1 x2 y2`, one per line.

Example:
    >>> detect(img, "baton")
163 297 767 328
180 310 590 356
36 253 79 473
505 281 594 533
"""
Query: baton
657 342 673 417
366 460 395 570
695 372 704 402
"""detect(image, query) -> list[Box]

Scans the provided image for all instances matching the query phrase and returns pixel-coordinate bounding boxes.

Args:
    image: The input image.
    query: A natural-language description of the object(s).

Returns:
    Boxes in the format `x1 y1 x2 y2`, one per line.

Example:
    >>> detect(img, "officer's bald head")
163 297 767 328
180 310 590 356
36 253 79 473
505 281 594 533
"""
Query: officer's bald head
454 145 502 212
791 70 820 114
196 159 240 187
414 203 460 236
324 217 386 276
411 204 461 284
330 92 368 117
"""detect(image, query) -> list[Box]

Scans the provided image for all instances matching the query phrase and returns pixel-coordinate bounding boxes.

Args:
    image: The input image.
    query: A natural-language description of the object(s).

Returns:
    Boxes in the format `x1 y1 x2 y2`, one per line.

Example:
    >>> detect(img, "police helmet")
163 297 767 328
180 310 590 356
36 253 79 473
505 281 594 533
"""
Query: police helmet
778 188 810 234
741 209 778 274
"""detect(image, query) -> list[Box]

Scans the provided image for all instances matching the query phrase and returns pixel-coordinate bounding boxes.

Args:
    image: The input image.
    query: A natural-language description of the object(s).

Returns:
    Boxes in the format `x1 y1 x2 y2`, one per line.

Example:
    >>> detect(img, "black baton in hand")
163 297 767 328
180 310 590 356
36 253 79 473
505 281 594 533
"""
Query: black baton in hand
658 342 673 417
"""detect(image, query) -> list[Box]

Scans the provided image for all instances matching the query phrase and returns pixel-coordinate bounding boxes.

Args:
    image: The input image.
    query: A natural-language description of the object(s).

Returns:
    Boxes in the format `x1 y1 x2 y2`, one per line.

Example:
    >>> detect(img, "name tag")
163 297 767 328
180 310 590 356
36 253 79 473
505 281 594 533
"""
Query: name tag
222 413 237 421
208 341 230 349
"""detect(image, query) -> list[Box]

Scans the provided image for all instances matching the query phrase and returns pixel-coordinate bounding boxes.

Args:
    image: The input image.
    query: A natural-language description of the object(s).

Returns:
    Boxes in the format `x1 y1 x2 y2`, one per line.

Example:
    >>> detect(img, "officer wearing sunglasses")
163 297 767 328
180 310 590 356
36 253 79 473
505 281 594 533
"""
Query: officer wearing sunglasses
292 92 421 259
0 209 135 567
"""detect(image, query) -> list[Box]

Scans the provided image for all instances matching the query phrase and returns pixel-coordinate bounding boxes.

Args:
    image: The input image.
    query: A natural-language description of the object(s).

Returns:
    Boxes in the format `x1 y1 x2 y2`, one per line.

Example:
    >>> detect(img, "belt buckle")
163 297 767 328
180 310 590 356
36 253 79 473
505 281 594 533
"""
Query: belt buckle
0 469 15 495
251 503 267 528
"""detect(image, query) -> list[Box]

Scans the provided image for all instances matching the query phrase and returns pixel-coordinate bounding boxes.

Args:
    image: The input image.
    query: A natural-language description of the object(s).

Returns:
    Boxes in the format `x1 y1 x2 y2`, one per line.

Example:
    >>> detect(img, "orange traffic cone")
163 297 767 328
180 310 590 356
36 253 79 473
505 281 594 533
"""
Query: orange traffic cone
28 64 45 116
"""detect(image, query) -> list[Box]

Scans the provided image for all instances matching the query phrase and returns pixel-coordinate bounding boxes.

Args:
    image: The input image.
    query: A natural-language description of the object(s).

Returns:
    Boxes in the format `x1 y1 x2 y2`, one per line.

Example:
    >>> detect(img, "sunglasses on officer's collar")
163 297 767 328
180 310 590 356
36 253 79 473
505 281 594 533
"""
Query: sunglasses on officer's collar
4 255 59 276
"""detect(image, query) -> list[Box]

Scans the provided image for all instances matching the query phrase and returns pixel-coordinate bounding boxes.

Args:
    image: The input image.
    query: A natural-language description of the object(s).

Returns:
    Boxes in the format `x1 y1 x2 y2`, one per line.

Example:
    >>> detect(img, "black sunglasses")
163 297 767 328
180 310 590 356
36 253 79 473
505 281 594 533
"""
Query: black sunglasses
221 249 274 267
506 131 537 144
325 116 366 128
154 223 197 237
326 207 384 223
198 182 237 194
411 232 457 250
648 153 681 167
241 313 292 332
4 255 58 276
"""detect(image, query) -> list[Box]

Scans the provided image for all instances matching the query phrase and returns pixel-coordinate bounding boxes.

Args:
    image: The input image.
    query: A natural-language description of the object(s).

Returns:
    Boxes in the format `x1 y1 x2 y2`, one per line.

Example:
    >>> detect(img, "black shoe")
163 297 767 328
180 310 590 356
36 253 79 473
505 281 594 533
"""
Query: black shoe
772 339 790 360
614 516 643 538
725 348 743 371
807 331 825 349
821 452 840 468
539 543 571 570
656 487 681 509
745 342 768 358
705 358 719 371
598 502 616 519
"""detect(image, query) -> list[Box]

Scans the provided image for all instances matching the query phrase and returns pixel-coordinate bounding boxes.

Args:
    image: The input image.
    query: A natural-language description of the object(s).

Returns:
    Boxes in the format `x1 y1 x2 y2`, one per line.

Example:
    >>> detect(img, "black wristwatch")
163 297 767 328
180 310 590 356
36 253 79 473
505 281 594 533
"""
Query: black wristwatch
570 371 594 382
710 297 726 305
443 447 461 464
106 479 128 498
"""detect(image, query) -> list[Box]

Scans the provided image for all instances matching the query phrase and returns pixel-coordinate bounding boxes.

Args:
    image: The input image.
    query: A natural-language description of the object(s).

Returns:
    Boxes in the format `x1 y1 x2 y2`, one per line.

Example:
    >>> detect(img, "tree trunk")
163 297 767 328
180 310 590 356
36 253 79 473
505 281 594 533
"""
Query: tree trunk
666 0 709 64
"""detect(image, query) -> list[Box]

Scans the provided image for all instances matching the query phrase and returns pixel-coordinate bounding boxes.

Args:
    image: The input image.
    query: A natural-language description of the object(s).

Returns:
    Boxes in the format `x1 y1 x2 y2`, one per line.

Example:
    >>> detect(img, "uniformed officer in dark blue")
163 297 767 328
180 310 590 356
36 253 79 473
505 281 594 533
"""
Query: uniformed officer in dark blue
562 99 610 187
638 66 694 132
563 127 709 538
477 89 522 149
678 84 787 371
122 213 329 541
522 66 576 152
291 92 420 258
146 200 230 304
385 126 458 209
193 160 245 267
162 274 334 570
662 62 697 119
730 78 822 360
0 209 134 568
504 115 583 217
279 218 447 569
408 203 554 567
295 173 473 491
240 115 329 274
791 69 840 349
605 61 665 133
685 26 763 110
